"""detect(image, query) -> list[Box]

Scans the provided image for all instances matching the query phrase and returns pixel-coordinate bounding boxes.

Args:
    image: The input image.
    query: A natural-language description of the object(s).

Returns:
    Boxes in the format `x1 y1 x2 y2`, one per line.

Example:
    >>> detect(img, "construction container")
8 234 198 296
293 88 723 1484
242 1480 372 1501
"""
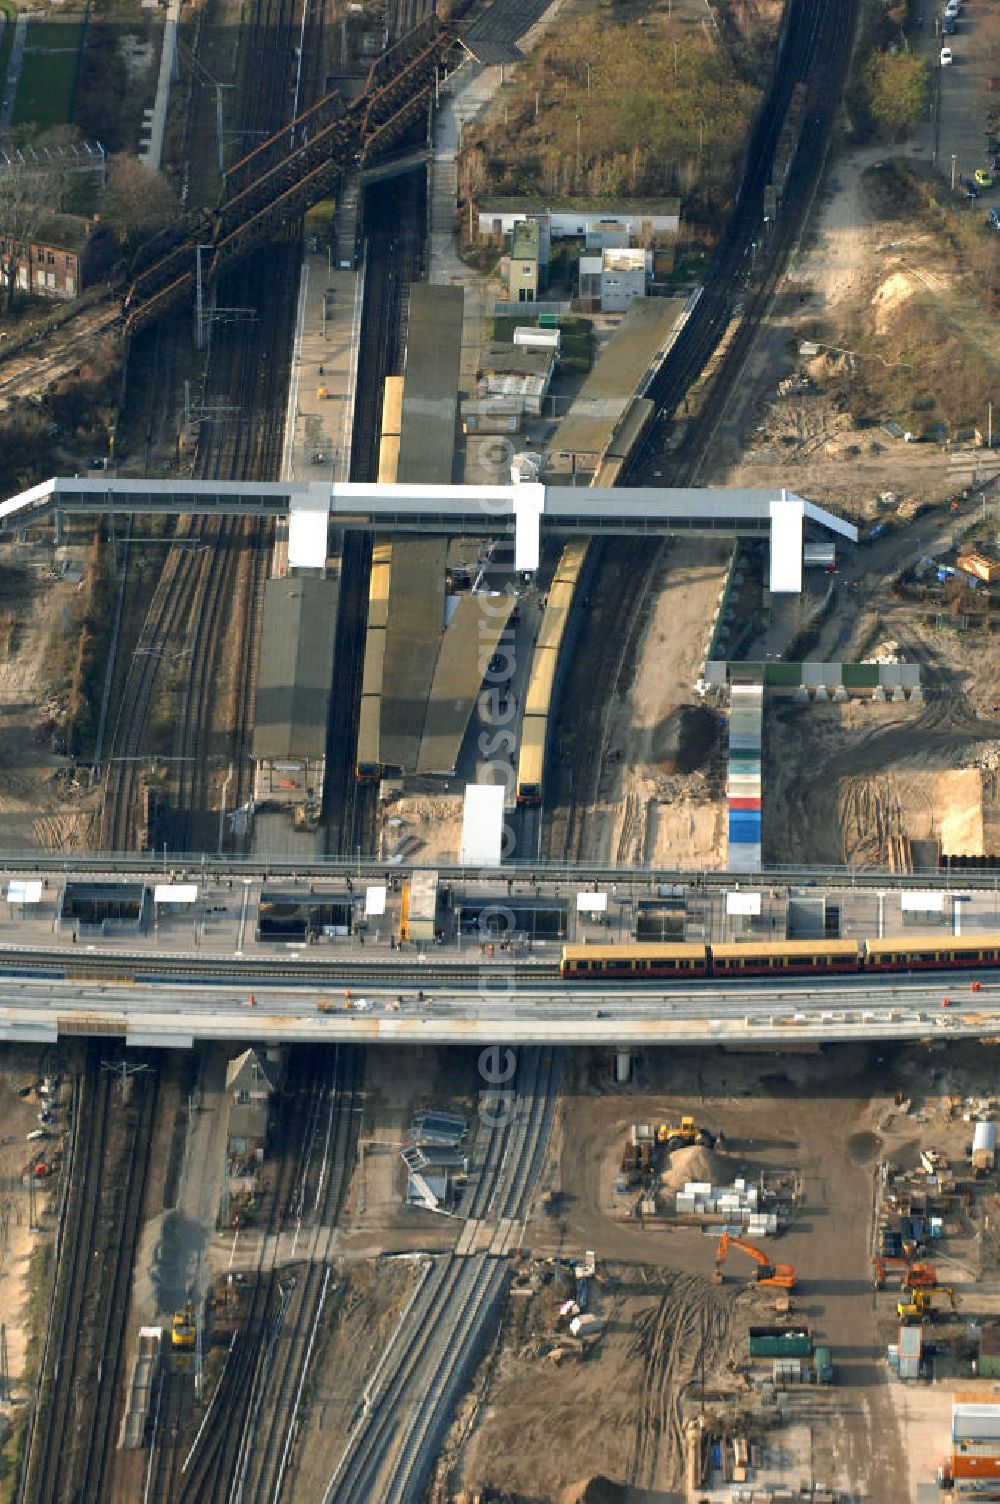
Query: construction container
899 1324 922 1380
513 325 561 353
773 1358 804 1383
803 542 836 569
813 1347 834 1384
958 551 1000 585
749 1326 811 1359
973 1121 997 1174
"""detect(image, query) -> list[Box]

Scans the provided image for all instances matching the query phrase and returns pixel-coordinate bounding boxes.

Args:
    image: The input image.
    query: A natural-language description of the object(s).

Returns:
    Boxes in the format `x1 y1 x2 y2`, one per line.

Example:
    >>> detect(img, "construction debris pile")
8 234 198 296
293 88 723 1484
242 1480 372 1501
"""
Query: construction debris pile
676 1178 780 1237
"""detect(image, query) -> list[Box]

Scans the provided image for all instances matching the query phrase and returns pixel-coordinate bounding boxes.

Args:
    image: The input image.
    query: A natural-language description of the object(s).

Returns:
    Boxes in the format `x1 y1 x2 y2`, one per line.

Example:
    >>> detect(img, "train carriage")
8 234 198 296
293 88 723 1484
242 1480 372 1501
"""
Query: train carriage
515 715 546 804
710 939 861 976
864 932 1000 971
560 943 709 980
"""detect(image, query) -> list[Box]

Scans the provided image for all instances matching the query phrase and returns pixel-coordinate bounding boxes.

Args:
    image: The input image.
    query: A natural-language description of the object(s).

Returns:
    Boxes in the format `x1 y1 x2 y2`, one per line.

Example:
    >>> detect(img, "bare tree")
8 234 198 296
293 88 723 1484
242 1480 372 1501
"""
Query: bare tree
101 155 179 251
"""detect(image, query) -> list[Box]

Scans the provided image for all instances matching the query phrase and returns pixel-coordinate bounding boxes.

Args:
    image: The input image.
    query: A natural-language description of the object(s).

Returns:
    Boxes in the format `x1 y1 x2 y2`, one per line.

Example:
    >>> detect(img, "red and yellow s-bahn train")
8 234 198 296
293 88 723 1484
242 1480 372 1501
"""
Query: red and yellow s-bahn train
559 933 1000 981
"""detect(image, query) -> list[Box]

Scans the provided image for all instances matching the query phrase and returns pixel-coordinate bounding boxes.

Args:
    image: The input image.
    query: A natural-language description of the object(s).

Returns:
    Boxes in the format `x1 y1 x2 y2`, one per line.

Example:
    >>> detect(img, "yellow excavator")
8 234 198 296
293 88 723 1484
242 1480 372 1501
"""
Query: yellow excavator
171 1301 196 1349
714 1232 796 1290
897 1287 957 1325
656 1115 716 1152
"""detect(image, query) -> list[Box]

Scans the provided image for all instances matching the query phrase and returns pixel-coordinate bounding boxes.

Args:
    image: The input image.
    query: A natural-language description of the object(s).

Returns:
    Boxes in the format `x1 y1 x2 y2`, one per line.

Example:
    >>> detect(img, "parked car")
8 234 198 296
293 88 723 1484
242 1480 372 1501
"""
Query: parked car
975 168 995 188
990 208 1000 230
942 16 956 34
941 46 954 65
26 1128 49 1142
945 0 961 16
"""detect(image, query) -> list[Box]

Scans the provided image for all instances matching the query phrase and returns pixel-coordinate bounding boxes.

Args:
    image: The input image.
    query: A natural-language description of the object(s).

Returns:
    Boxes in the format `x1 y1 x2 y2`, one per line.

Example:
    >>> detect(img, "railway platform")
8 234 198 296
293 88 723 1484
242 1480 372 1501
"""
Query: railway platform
280 238 364 495
0 868 997 971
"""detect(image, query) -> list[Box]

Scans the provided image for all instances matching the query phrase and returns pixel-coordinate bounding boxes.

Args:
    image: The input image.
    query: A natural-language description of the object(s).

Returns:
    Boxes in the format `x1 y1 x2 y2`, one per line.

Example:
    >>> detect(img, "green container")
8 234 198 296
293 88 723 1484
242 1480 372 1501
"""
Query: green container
748 1326 812 1359
764 662 802 688
813 1347 834 1383
539 312 558 328
842 663 880 690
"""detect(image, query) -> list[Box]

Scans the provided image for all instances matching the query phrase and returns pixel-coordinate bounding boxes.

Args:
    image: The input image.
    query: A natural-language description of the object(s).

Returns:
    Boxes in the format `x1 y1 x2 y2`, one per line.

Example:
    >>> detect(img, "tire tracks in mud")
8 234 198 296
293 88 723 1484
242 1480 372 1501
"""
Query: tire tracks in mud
627 1272 733 1491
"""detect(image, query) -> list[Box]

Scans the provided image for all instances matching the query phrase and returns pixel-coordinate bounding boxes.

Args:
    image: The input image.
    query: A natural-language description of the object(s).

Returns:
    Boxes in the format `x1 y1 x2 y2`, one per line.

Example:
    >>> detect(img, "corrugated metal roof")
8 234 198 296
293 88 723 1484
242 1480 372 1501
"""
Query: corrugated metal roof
551 299 687 457
416 592 517 775
252 576 338 760
953 1404 1000 1440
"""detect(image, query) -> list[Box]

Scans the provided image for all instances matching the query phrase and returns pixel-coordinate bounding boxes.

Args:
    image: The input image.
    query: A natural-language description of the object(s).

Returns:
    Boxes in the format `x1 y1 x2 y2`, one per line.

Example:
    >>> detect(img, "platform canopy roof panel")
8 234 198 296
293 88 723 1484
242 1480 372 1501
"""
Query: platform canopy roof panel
397 284 464 486
416 591 517 775
380 539 448 772
549 299 688 459
252 576 339 761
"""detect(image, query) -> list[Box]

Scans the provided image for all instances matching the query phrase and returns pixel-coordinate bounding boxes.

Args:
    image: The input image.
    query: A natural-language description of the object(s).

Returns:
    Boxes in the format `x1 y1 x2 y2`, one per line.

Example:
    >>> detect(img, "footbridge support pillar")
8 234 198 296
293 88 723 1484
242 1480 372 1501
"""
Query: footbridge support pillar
615 1049 635 1084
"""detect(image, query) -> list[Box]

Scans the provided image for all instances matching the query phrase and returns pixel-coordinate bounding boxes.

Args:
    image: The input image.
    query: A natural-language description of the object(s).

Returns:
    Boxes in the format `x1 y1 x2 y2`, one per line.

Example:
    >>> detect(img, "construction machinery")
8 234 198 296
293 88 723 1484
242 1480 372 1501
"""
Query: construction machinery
714 1232 796 1290
171 1301 196 1349
873 1256 938 1291
897 1287 957 1324
657 1115 716 1152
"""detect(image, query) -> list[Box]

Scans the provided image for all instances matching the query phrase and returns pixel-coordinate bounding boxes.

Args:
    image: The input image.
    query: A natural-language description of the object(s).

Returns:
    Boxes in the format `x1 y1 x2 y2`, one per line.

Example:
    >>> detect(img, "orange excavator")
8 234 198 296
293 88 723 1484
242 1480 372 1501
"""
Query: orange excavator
872 1256 938 1291
714 1232 796 1290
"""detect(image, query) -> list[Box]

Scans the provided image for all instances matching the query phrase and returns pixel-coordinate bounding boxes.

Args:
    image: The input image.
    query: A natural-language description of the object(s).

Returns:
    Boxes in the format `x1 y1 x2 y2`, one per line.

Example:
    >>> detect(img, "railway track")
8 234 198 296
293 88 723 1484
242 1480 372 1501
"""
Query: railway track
171 1045 363 1504
326 1047 559 1504
543 0 858 864
172 1052 324 1503
0 942 556 983
22 1052 158 1504
99 517 212 849
235 1046 364 1503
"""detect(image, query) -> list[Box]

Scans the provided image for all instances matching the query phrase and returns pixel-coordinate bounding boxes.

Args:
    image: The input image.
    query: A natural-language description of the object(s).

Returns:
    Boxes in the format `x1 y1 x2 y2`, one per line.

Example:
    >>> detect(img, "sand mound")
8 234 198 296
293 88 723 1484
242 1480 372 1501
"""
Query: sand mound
660 1142 735 1191
651 703 719 774
871 271 915 334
